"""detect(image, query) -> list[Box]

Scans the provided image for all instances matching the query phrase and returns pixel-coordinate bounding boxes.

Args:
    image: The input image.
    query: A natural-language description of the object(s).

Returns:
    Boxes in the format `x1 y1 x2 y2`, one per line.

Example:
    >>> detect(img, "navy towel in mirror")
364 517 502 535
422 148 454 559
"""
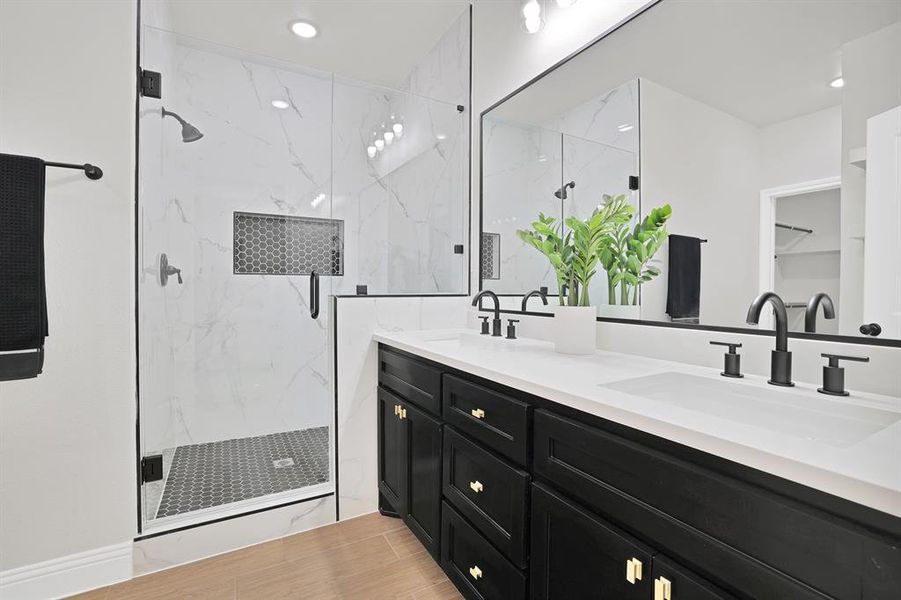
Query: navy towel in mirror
666 234 701 324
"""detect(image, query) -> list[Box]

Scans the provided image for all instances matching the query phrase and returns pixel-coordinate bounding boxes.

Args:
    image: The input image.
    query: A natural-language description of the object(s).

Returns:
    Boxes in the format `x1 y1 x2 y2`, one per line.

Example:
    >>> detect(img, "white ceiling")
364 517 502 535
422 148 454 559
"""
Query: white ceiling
492 0 901 128
156 0 469 89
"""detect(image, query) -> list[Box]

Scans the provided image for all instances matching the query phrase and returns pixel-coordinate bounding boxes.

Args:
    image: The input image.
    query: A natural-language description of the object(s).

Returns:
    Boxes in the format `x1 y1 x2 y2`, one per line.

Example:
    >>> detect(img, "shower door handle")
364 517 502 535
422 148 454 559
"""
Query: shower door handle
310 271 320 319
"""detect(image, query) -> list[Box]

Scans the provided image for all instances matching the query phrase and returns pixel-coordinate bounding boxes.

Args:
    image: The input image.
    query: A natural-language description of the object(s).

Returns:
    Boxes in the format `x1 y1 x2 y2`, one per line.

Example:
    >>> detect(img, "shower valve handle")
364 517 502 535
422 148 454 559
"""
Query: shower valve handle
160 253 183 287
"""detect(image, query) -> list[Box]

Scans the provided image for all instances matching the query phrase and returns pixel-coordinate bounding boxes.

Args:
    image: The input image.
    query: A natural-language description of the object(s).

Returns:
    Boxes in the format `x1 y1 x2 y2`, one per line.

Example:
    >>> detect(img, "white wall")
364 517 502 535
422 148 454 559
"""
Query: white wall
639 79 761 327
759 105 842 190
0 0 137 582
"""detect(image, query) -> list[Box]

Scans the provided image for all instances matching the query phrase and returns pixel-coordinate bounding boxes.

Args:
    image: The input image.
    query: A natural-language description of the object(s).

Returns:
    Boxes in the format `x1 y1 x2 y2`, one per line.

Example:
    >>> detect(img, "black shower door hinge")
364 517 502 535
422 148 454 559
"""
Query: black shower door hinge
629 175 640 191
141 454 163 482
140 69 162 99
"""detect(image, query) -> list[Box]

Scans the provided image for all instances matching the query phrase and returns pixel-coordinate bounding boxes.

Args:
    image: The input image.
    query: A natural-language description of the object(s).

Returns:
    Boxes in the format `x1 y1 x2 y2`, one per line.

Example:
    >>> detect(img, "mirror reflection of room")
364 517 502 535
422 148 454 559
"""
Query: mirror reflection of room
481 0 901 340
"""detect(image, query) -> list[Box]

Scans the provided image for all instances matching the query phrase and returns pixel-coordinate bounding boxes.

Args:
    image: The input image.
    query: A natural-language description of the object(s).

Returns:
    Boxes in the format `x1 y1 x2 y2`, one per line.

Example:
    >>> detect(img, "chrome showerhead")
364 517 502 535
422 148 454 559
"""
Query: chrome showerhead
162 107 204 143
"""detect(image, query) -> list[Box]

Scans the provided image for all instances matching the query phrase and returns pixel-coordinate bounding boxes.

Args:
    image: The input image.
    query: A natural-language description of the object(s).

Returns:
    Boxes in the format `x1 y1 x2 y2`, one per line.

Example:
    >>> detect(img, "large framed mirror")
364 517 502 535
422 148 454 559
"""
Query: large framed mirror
480 0 901 344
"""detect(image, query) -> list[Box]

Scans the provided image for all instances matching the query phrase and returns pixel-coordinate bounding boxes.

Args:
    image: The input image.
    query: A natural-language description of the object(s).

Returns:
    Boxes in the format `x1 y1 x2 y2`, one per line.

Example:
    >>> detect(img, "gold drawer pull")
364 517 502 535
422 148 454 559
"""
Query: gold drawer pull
471 408 486 419
654 576 671 600
397 406 406 420
469 565 483 580
626 557 643 584
394 404 400 416
469 480 484 493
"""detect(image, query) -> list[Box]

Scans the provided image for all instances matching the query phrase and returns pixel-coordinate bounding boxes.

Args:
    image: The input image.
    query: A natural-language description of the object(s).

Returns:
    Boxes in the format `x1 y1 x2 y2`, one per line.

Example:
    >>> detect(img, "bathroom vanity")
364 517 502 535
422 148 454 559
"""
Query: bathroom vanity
375 330 901 600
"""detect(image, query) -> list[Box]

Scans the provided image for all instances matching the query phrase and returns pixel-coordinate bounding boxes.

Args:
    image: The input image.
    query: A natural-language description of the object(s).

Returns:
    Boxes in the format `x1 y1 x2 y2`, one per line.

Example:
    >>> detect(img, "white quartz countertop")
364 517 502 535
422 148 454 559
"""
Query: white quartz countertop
373 329 901 518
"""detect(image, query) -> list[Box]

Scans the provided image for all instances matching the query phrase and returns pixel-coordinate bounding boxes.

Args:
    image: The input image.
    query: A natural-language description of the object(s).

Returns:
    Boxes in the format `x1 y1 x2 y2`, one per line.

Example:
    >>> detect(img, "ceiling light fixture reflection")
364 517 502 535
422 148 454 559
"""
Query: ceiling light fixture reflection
290 20 318 38
392 122 403 137
375 139 385 151
271 99 289 109
367 145 377 159
310 193 326 209
617 123 634 132
556 0 578 6
829 76 844 89
436 133 447 141
522 0 543 33
384 131 394 145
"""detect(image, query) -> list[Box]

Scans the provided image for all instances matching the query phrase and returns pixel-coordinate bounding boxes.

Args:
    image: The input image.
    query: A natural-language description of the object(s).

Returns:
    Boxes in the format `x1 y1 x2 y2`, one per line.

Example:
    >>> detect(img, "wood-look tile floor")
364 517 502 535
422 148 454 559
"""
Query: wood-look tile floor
69 513 462 600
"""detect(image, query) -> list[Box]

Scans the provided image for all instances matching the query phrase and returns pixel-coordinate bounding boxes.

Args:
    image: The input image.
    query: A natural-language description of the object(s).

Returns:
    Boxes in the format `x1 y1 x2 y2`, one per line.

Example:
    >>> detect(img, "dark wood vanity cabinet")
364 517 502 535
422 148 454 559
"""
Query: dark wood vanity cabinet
377 350 443 559
376 344 901 600
531 482 733 600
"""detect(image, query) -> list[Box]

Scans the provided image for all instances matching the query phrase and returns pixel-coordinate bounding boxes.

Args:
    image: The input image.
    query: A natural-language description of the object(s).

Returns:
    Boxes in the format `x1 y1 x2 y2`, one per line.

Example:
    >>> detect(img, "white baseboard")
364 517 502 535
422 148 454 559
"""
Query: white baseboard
0 542 132 600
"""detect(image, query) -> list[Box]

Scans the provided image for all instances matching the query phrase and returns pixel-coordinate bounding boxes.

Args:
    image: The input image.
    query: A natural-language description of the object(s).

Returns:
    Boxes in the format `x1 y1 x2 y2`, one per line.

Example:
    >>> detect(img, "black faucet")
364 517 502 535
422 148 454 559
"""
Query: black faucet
804 292 835 333
472 290 502 337
521 289 548 312
746 291 793 386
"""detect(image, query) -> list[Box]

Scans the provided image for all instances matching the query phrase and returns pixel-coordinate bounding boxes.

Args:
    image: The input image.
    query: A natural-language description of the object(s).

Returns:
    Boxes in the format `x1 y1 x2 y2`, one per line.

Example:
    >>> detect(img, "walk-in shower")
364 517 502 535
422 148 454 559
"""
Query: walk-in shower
137 21 468 532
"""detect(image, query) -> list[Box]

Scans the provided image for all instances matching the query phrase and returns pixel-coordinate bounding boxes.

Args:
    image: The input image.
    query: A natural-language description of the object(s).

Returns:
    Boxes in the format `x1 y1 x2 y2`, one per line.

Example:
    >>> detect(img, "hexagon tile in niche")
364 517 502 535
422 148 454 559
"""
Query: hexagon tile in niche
153 427 329 519
233 211 344 276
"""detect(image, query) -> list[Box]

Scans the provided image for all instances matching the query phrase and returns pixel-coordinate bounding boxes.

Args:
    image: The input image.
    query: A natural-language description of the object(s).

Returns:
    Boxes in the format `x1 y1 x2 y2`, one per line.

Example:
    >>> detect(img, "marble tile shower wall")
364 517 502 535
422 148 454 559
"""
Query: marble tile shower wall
138 11 469 453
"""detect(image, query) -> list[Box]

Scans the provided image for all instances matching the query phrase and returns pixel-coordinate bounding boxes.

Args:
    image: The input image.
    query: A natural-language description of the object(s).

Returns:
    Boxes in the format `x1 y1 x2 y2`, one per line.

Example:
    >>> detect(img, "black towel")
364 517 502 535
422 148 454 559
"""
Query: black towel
666 234 701 323
0 153 48 380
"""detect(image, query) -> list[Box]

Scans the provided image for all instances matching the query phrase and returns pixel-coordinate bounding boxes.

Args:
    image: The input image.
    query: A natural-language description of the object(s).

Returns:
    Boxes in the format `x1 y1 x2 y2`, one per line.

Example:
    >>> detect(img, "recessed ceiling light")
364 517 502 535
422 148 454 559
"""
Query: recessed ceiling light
436 134 447 141
617 123 634 132
271 100 289 109
290 20 318 39
829 76 844 89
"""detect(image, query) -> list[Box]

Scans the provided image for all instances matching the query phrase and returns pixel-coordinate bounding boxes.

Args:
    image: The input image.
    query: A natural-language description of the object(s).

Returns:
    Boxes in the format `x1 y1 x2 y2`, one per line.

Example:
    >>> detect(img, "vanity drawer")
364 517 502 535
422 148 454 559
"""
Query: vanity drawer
442 374 529 466
533 409 897 600
378 347 442 416
441 501 527 600
443 427 530 567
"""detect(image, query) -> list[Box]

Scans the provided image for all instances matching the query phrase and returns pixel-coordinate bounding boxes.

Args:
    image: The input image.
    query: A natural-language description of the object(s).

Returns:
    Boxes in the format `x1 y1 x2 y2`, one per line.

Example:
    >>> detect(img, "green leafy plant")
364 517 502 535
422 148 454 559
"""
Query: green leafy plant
517 195 634 307
599 202 672 305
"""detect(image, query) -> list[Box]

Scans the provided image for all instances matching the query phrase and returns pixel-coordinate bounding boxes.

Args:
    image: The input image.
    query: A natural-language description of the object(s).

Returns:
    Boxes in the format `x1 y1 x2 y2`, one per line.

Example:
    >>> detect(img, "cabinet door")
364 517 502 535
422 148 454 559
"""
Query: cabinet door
531 483 653 600
378 386 406 515
402 400 443 558
651 555 736 600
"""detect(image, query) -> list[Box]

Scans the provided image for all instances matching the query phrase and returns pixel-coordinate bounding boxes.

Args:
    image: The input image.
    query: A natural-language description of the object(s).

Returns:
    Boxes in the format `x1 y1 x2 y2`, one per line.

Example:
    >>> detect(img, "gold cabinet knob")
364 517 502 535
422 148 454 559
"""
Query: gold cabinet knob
399 407 407 420
469 565 483 580
625 557 643 584
471 408 486 419
469 480 484 493
393 404 400 416
654 576 672 600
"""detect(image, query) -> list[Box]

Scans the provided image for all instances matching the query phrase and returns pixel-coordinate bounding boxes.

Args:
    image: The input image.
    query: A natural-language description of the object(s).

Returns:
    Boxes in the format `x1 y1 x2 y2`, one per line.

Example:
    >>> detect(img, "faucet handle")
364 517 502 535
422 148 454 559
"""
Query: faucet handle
506 319 520 340
821 353 869 366
819 353 869 396
709 341 742 353
478 316 490 335
710 340 743 378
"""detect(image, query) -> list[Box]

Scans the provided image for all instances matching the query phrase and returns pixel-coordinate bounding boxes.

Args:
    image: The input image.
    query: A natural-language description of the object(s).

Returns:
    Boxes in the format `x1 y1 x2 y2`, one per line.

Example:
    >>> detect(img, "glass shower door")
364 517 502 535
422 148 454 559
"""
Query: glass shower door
137 27 335 532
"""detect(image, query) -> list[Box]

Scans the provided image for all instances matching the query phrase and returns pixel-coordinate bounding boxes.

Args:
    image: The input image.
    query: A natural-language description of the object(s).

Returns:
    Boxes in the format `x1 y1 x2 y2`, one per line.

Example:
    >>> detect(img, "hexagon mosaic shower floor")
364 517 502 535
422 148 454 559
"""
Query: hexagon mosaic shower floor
153 427 329 519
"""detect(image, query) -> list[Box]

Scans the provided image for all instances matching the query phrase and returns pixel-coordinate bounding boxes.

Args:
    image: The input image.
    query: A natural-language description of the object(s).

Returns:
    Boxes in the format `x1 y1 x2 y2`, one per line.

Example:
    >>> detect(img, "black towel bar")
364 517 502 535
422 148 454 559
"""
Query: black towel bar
45 161 103 180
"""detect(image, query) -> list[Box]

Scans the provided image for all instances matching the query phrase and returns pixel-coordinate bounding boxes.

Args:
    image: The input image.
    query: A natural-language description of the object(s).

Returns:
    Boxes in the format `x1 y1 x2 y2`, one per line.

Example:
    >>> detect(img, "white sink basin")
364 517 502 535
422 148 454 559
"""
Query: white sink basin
421 330 516 350
602 372 901 447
